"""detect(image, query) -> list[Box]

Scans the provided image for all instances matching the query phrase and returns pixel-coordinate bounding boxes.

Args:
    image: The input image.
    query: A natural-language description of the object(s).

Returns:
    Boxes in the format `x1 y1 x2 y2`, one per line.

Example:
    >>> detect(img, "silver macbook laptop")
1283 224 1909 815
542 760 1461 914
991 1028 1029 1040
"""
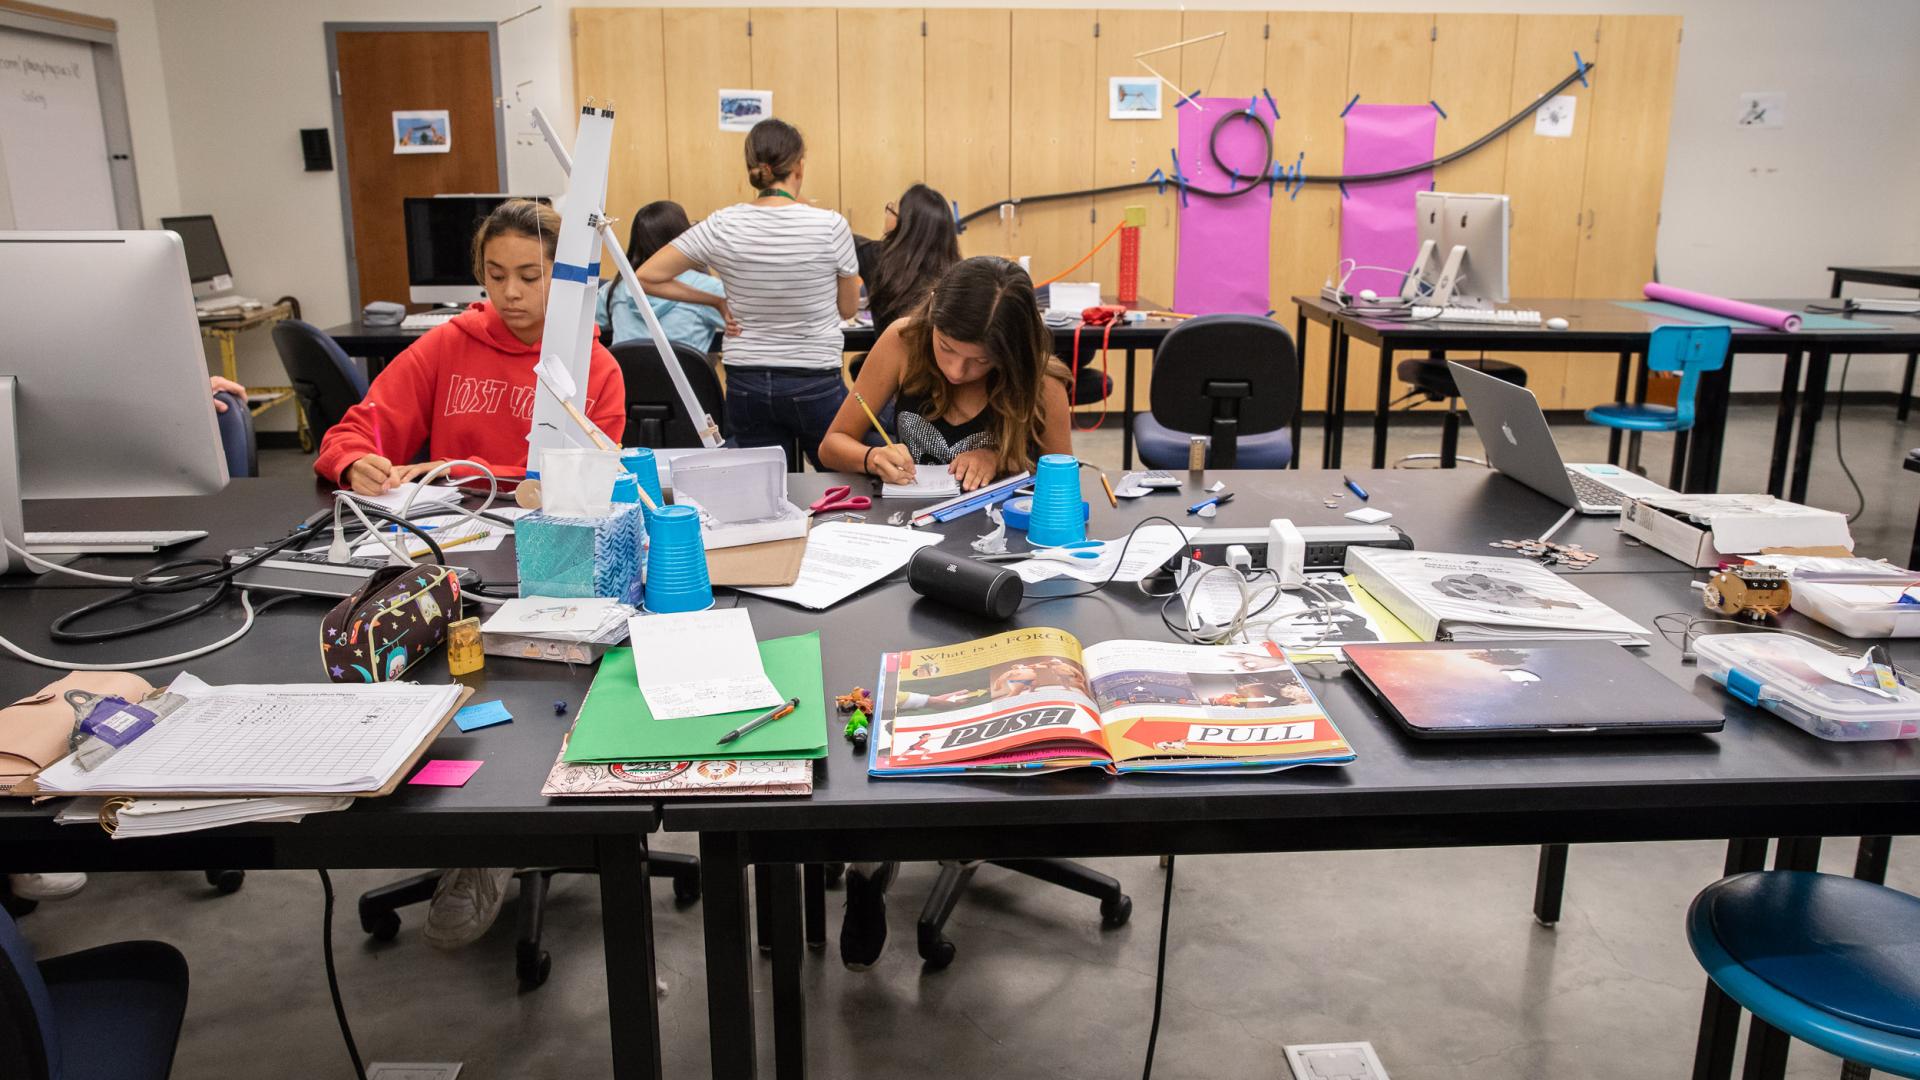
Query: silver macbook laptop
1448 361 1676 514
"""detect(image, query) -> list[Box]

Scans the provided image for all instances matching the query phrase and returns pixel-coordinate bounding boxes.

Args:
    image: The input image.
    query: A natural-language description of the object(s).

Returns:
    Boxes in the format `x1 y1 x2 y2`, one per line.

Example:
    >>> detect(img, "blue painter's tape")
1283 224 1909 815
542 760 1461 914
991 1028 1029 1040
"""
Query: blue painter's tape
1573 51 1589 87
1263 88 1279 118
1246 95 1259 122
1429 99 1447 119
553 261 595 284
1341 93 1359 117
1339 182 1349 200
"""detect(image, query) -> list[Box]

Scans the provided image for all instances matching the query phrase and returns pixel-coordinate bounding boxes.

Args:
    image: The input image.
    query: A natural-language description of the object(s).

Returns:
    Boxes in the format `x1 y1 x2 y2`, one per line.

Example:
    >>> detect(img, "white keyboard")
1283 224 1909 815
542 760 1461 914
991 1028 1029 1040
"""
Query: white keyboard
25 530 208 554
1412 306 1543 325
400 310 461 331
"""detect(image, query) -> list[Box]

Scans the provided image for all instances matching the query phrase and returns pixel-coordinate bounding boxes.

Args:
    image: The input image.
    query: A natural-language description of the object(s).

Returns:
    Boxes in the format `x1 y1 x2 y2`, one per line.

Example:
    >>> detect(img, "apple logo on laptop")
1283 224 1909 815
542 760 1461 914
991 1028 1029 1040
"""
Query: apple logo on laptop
1501 422 1518 446
1501 669 1540 684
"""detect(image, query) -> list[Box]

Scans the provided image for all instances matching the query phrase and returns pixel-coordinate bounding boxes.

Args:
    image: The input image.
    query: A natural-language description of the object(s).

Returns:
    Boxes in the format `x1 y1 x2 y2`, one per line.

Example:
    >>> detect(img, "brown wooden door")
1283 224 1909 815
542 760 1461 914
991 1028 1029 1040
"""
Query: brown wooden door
334 27 501 308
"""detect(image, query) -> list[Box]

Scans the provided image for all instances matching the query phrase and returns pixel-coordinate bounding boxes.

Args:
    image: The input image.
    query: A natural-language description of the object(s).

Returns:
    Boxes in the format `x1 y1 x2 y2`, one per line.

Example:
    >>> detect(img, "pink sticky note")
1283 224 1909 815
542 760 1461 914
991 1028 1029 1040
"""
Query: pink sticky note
410 759 484 787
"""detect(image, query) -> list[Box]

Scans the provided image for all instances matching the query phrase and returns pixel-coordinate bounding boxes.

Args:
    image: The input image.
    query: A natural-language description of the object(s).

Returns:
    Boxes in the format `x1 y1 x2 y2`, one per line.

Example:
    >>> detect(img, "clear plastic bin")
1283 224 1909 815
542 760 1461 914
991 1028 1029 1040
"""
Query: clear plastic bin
1693 632 1920 741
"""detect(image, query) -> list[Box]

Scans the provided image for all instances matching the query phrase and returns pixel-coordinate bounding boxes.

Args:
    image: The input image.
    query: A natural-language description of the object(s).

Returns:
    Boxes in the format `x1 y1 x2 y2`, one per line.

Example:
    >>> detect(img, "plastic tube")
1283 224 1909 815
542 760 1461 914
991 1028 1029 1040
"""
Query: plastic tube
1643 282 1802 332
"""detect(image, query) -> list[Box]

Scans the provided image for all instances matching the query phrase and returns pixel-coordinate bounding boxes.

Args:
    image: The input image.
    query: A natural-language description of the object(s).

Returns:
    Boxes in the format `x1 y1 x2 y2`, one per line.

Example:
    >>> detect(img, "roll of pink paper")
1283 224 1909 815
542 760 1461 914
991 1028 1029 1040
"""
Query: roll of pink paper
1643 282 1802 332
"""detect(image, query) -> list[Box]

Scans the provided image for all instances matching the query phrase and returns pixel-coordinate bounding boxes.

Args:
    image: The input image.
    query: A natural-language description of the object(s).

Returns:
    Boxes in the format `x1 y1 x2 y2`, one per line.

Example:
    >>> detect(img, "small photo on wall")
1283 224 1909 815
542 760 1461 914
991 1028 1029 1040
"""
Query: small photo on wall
392 110 451 154
718 89 773 132
1109 77 1161 120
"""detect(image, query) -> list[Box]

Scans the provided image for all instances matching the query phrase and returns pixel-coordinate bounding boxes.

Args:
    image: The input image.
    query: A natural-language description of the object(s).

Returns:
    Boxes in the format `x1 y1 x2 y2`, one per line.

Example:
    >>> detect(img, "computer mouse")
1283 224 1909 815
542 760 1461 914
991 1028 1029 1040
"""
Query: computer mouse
1358 288 1378 302
1546 316 1569 330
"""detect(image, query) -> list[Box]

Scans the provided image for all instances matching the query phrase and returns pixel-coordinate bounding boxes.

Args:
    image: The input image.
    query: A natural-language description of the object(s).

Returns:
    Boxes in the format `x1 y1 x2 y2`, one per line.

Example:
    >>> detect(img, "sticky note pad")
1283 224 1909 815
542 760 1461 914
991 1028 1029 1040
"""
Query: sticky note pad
454 700 513 732
411 759 484 787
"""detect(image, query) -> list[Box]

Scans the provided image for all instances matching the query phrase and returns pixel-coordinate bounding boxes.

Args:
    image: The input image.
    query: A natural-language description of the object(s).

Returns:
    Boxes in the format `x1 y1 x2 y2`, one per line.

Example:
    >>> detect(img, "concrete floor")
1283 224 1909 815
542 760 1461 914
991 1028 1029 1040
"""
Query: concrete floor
18 402 1920 1079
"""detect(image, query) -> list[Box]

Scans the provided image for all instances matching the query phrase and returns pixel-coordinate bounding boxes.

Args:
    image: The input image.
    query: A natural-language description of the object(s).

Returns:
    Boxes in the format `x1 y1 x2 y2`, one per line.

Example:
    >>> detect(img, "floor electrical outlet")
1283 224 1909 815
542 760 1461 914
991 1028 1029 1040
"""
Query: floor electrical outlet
1284 1041 1392 1080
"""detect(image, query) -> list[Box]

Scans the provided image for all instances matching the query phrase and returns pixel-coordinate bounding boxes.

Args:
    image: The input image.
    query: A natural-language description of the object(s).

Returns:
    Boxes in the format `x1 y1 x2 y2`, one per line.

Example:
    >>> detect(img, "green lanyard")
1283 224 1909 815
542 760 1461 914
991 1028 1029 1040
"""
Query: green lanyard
757 188 797 201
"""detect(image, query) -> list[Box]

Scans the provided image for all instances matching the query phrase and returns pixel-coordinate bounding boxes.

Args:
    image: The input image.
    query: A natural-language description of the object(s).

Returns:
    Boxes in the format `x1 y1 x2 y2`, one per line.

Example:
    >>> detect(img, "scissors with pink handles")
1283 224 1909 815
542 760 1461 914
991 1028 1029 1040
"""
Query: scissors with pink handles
809 485 872 515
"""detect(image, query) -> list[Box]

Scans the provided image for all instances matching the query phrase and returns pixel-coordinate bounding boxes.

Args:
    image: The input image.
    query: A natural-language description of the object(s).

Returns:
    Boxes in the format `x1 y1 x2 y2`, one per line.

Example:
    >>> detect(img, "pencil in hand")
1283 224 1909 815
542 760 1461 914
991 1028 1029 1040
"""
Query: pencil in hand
852 391 895 448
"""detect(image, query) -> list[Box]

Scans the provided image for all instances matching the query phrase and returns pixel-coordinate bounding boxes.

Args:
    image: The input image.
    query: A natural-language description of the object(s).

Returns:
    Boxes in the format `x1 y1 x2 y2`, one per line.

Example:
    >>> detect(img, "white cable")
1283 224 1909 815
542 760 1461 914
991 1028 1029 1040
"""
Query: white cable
0 591 261 671
4 539 141 583
337 459 502 564
1538 507 1576 543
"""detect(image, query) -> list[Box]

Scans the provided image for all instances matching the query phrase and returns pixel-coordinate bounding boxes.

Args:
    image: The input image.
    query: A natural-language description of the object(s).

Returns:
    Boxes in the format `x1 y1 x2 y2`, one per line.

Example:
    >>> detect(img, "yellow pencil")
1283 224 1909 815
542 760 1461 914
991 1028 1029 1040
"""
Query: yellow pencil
407 529 488 560
1098 471 1118 508
852 391 895 448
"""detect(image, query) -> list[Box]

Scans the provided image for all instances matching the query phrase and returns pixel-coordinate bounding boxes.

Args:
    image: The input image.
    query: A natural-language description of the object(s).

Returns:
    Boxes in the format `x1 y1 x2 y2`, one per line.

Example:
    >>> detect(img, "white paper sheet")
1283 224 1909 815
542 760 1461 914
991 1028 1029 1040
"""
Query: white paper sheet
626 609 782 720
735 522 942 610
483 597 634 639
1009 525 1193 584
354 516 508 559
338 482 464 514
883 471 961 498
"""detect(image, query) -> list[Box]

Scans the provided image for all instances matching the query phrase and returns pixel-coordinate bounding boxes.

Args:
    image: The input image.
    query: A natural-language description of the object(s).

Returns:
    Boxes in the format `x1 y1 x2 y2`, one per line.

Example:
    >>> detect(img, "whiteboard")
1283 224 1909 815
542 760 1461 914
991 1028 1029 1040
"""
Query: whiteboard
0 26 116 228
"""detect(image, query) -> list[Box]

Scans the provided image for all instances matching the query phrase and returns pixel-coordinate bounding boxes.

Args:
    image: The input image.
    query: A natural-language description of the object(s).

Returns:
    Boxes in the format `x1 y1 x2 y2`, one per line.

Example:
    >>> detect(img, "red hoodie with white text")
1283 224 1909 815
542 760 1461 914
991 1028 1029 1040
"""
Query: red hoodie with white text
314 301 625 485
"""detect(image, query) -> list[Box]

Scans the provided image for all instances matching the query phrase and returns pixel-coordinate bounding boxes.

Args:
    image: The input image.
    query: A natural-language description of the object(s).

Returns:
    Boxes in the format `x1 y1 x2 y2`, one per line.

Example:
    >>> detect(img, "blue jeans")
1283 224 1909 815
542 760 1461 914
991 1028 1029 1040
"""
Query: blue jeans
723 368 846 471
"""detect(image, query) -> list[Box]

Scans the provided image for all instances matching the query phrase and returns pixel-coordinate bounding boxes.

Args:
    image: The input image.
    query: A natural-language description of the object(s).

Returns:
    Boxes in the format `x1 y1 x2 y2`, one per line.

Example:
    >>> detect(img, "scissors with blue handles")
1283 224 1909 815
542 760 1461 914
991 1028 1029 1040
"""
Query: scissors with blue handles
809 485 873 515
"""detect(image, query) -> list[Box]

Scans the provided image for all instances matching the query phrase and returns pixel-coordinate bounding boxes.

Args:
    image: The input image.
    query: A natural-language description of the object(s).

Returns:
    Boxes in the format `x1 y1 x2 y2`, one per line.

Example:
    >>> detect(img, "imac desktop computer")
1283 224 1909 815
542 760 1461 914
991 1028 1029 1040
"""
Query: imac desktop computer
401 194 550 330
161 213 262 317
0 231 230 575
1405 192 1533 323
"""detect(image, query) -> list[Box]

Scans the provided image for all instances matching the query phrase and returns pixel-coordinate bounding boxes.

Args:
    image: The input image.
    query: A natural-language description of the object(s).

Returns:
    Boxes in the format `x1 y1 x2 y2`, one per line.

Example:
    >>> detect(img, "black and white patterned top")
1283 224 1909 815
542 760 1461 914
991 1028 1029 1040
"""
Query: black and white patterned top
895 392 993 465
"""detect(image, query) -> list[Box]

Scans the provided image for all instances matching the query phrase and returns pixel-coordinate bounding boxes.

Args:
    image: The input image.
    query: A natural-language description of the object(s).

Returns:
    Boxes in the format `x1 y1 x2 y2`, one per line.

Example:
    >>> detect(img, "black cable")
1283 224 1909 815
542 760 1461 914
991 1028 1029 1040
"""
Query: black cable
317 870 369 1080
1833 354 1866 523
958 61 1596 228
1142 854 1176 1080
1020 514 1188 606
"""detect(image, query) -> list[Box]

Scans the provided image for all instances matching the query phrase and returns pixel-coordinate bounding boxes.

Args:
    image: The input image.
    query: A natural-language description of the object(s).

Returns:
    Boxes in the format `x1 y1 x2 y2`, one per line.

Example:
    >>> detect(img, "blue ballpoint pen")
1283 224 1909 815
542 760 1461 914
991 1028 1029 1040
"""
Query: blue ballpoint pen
1186 492 1234 514
1343 476 1369 501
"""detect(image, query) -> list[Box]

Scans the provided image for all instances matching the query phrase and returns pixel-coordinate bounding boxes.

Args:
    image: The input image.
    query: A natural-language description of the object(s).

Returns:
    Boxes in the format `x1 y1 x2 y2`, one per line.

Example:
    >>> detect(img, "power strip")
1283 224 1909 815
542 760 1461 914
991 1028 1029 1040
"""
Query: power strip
1184 524 1412 572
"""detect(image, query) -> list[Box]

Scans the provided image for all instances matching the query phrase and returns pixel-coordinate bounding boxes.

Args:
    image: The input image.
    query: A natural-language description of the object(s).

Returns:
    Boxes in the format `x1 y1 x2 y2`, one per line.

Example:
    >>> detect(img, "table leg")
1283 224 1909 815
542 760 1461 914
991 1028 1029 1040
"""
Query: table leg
701 832 759 1080
1371 345 1393 469
803 863 826 949
1608 352 1632 464
1692 837 1770 1080
217 331 240 384
1789 351 1832 505
1122 347 1138 470
1532 844 1569 926
1686 363 1732 494
1292 310 1308 469
1767 352 1804 498
598 834 663 1080
770 864 808 1080
1323 324 1344 468
1627 352 1651 474
1854 837 1892 884
1902 354 1917 422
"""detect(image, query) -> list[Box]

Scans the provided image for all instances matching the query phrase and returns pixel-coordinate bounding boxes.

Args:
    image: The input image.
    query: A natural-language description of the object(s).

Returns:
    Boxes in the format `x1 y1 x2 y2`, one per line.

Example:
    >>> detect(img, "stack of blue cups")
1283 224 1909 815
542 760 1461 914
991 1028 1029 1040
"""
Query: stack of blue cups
642 504 712 613
620 447 666 517
1025 453 1088 548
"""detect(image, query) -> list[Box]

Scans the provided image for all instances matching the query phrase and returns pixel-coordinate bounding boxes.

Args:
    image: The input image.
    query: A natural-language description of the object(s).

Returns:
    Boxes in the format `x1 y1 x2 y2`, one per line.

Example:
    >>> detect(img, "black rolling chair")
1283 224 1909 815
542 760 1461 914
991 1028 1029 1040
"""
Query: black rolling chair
271 319 368 444
1132 314 1298 469
1392 353 1527 468
915 859 1131 969
212 391 257 478
609 340 727 449
358 858 701 991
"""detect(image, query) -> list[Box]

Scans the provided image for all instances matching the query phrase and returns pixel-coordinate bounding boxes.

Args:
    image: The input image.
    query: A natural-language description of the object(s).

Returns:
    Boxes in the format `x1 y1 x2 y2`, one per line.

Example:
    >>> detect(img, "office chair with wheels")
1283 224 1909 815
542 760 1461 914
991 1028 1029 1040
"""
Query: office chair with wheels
357 857 701 991
1688 871 1920 1078
1132 315 1298 469
271 318 368 444
916 859 1131 969
0 903 190 1080
1584 324 1731 489
212 390 257 478
609 340 727 449
1393 354 1528 468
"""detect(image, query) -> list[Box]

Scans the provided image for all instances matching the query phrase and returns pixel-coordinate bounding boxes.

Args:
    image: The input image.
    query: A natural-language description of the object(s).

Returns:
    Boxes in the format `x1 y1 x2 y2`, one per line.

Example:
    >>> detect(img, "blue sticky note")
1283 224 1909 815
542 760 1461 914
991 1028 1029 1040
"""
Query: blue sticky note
454 700 513 732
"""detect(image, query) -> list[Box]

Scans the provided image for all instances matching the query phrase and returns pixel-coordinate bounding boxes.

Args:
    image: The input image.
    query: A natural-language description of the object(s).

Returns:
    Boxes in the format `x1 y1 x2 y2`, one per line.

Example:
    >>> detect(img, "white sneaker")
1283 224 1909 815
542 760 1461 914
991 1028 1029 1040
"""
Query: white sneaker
9 873 87 901
424 867 514 949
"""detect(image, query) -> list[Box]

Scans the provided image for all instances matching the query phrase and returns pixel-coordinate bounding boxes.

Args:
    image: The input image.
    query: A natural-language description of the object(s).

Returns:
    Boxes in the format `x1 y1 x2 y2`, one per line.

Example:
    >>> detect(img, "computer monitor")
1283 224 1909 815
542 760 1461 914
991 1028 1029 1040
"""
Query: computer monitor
159 213 234 297
1407 192 1510 306
0 231 230 574
404 194 549 306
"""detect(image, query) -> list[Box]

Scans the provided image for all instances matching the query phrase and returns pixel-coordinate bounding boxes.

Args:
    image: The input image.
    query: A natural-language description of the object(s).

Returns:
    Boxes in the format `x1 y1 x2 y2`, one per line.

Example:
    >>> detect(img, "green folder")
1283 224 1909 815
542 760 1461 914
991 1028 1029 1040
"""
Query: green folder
561 632 829 763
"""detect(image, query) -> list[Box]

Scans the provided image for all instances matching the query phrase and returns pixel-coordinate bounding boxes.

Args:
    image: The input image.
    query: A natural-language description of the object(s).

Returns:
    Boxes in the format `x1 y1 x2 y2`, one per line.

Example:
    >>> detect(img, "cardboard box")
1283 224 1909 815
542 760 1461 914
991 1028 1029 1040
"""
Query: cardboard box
1620 494 1852 569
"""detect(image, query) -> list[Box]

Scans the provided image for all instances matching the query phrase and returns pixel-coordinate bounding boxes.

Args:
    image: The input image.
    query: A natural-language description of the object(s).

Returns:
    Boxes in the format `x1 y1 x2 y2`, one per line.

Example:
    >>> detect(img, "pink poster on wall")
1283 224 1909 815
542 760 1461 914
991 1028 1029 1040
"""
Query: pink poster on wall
1339 104 1438 298
1173 98 1274 315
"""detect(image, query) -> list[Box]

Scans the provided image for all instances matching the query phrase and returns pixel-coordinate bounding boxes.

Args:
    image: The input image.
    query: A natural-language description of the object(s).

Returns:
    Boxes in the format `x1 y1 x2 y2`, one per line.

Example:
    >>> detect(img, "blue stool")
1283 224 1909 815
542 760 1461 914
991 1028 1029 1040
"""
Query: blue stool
1688 870 1920 1079
1585 324 1730 490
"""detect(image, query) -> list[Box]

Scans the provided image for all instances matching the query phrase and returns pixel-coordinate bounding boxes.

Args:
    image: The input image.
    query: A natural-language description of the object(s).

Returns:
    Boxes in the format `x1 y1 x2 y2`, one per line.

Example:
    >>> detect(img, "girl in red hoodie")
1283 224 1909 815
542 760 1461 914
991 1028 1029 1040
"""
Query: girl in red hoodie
315 199 626 494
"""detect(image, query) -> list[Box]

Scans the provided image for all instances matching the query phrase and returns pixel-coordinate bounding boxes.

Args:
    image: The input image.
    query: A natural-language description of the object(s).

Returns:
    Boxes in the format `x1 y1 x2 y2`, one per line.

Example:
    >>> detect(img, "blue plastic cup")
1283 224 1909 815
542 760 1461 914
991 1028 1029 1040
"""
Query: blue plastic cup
1025 453 1087 547
642 504 712 613
621 447 665 511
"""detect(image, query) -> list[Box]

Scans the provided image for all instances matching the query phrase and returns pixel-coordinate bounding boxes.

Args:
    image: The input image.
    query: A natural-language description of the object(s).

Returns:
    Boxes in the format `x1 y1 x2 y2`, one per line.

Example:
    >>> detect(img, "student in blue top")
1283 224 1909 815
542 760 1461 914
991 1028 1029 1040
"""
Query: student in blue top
597 200 729 353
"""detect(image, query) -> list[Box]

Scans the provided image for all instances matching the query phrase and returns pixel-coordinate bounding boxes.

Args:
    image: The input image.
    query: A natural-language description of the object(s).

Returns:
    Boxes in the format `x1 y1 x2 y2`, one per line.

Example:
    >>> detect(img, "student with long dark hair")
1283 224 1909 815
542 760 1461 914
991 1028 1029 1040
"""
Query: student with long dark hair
820 255 1072 492
855 183 961 336
637 118 858 467
597 200 727 351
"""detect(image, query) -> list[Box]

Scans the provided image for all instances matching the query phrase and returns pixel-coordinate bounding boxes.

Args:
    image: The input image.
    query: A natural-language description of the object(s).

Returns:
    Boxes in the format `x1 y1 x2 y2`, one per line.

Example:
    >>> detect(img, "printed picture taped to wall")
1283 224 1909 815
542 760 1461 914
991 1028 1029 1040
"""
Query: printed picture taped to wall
392 109 451 154
718 89 773 133
1109 77 1161 121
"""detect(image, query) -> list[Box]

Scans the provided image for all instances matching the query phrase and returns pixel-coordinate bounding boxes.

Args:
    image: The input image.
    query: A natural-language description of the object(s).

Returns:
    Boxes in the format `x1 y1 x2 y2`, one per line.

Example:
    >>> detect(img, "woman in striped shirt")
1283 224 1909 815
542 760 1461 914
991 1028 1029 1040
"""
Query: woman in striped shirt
637 119 860 467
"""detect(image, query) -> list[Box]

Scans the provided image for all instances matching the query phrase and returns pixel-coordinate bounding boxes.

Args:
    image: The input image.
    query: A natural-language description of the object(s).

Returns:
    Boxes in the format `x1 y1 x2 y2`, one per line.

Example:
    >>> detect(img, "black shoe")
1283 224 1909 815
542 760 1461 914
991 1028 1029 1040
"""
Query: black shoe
839 862 897 970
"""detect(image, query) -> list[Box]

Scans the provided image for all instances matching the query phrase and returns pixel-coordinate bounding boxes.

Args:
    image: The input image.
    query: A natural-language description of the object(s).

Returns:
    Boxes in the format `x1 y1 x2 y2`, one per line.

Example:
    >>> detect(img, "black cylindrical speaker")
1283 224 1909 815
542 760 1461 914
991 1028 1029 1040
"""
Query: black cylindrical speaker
907 548 1023 620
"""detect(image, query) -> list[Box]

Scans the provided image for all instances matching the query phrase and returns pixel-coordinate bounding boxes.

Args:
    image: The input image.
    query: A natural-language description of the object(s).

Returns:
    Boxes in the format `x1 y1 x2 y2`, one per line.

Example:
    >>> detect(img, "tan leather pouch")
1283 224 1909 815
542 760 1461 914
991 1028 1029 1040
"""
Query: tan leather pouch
1 672 152 786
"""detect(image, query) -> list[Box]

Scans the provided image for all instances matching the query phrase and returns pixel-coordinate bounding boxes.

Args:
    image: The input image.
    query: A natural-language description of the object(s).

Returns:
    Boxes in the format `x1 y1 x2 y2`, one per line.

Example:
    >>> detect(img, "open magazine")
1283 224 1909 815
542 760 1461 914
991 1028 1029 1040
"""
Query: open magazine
870 627 1355 776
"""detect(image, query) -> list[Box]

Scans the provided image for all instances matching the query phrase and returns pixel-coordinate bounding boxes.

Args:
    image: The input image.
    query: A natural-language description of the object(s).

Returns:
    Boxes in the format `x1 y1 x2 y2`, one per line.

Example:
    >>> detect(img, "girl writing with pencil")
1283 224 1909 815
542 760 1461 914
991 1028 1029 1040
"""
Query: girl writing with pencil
314 199 626 495
819 256 1073 492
